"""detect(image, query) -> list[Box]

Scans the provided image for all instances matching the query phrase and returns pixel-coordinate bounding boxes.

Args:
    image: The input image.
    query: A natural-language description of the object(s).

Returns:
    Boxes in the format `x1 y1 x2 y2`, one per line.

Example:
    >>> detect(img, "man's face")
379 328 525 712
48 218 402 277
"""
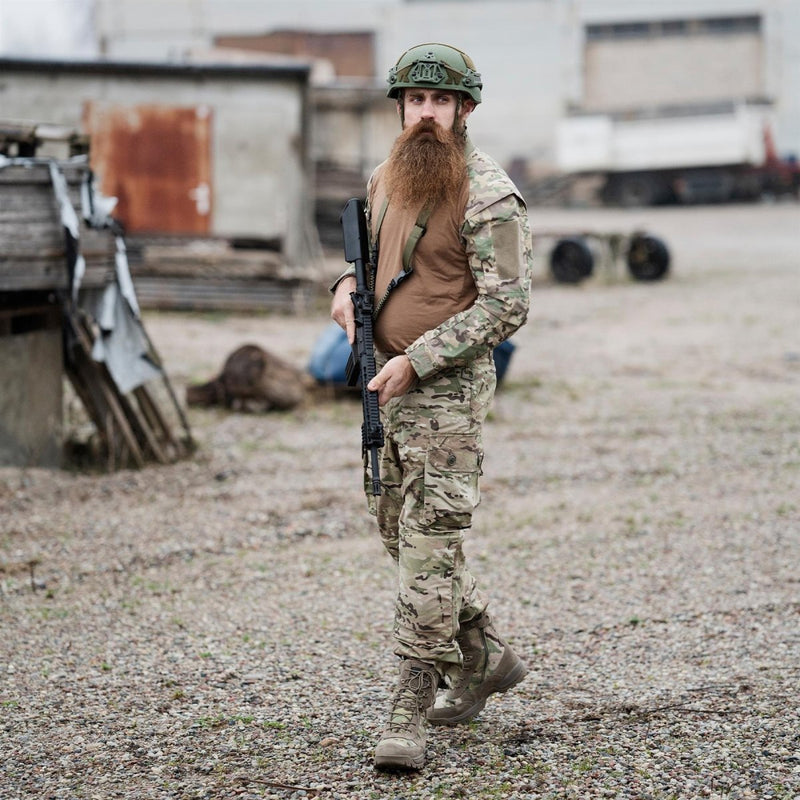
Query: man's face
399 88 474 134
384 87 473 207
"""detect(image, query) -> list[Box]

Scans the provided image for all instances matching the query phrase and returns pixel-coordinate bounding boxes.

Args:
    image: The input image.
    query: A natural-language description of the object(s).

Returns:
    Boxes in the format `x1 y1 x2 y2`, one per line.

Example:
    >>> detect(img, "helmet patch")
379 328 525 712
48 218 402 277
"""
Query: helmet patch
408 61 446 85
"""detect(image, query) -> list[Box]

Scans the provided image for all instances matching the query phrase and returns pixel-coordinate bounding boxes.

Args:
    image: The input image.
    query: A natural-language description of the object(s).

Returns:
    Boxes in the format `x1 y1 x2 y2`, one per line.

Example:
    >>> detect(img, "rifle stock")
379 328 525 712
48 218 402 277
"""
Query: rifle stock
340 197 384 496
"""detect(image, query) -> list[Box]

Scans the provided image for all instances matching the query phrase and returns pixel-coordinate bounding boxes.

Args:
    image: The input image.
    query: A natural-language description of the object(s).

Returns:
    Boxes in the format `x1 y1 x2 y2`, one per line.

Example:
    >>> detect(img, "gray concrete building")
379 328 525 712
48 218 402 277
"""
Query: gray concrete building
2 0 797 216
0 56 314 264
82 0 800 179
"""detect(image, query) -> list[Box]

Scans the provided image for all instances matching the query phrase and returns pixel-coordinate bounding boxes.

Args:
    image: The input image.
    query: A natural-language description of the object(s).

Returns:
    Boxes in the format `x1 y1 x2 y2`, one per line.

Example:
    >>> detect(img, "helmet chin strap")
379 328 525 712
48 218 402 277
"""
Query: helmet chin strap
453 96 468 139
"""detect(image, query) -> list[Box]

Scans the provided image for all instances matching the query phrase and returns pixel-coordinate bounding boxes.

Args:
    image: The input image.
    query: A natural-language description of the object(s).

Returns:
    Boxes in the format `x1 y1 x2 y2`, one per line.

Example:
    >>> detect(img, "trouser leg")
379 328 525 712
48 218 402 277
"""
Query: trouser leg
376 437 402 562
378 432 488 635
393 525 488 672
379 431 488 674
375 355 496 676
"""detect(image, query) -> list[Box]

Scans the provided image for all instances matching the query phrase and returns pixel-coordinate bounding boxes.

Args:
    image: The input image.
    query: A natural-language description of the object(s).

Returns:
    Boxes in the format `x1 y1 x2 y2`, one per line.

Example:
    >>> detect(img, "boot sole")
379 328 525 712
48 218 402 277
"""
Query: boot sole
374 752 425 771
427 658 528 726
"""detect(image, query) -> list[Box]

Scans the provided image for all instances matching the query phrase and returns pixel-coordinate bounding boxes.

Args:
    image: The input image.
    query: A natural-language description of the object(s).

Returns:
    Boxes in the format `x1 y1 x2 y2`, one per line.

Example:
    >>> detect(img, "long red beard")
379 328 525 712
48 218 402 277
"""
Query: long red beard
383 119 467 209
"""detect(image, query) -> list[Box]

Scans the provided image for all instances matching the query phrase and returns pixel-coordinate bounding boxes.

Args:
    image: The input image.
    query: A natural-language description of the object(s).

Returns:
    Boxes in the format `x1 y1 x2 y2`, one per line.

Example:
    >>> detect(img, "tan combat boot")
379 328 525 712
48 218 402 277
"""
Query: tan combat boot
374 658 438 770
426 613 527 726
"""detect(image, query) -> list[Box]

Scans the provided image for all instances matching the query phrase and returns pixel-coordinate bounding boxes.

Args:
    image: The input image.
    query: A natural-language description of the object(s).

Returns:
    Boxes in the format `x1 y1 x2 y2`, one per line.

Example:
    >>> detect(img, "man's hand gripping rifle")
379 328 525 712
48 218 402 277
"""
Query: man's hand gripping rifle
341 197 384 496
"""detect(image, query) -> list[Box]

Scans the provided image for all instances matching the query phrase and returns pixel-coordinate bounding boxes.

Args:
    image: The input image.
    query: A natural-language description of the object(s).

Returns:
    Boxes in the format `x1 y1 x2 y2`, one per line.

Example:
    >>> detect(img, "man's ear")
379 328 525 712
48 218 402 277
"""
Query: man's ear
461 98 476 120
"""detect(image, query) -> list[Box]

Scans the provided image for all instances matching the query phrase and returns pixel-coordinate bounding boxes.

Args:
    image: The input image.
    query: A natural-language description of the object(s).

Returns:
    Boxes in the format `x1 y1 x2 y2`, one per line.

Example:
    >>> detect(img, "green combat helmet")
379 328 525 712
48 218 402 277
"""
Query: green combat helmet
387 43 483 104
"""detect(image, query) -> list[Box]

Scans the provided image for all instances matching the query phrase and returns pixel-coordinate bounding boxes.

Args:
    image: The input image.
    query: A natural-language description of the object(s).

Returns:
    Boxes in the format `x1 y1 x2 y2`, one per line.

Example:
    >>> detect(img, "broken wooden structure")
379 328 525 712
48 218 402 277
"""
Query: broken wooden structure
0 122 194 470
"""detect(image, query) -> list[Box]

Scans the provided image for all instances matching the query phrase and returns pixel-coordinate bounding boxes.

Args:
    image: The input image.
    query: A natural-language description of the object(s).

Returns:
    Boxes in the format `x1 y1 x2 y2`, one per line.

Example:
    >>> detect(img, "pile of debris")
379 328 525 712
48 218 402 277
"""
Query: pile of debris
125 235 316 313
0 122 194 470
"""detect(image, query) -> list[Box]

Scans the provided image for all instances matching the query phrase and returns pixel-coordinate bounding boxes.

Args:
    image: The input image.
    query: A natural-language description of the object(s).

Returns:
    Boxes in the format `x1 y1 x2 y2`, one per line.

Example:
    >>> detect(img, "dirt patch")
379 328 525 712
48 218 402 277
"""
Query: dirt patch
2 202 798 798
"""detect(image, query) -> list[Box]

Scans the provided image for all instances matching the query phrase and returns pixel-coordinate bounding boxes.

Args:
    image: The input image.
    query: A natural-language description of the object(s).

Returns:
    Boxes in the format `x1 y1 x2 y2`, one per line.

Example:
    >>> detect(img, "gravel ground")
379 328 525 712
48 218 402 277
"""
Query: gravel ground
2 202 799 799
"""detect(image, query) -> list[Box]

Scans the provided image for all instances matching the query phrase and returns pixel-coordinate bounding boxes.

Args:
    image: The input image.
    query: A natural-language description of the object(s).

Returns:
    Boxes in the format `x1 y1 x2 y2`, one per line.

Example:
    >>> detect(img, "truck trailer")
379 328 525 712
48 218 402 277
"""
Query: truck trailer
556 101 798 206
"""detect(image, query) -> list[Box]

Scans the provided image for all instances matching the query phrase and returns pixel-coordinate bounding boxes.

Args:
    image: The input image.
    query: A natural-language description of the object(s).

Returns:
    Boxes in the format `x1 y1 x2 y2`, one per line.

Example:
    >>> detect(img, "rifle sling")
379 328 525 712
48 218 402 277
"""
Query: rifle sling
373 198 432 318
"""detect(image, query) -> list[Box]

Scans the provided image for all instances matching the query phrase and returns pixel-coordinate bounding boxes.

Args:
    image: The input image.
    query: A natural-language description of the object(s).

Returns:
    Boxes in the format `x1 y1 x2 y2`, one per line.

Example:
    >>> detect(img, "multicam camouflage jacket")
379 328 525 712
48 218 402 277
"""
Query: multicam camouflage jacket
332 138 533 380
402 139 533 380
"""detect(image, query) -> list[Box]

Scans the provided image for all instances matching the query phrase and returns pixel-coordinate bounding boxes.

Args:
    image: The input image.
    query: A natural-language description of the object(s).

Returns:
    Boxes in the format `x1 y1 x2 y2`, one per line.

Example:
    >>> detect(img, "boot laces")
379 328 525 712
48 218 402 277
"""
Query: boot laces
388 666 434 734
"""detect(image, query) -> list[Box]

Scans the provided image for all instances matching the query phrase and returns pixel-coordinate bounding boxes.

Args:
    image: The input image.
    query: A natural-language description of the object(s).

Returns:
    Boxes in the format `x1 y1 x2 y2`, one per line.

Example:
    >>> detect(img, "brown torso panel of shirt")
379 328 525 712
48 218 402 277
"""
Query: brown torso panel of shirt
370 168 477 355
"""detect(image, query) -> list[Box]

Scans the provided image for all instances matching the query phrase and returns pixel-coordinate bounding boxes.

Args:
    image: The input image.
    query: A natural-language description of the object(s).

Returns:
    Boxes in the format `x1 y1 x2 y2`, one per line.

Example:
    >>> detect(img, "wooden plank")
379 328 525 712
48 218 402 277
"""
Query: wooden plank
0 262 113 291
0 159 118 292
139 244 283 279
132 276 317 313
133 386 176 462
116 387 168 465
0 221 117 251
0 161 87 183
63 308 146 469
134 324 195 454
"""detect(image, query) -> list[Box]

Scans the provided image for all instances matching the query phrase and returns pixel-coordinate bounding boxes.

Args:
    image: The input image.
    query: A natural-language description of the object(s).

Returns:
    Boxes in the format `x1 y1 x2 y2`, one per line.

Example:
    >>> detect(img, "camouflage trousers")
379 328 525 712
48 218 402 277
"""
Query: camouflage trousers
371 351 497 680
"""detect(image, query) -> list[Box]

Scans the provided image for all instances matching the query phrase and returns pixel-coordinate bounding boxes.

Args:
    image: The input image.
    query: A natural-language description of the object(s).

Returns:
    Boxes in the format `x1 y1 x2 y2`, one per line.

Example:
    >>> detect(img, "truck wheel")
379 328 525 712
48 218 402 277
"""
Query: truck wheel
550 237 594 284
626 234 670 281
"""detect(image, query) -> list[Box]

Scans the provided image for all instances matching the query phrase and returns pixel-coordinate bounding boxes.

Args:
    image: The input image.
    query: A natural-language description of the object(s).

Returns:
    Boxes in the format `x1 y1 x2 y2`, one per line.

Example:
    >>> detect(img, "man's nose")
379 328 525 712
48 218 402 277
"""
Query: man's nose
420 98 436 118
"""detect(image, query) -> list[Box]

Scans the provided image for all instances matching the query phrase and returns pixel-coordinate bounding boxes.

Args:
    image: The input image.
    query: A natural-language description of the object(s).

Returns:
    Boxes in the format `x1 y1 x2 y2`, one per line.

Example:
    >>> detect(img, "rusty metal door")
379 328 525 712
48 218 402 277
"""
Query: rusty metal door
85 103 212 235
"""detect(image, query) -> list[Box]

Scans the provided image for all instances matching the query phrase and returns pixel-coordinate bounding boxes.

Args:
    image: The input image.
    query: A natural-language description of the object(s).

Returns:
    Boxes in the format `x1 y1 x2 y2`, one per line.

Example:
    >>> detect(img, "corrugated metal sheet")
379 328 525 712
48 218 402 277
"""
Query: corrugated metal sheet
85 103 212 235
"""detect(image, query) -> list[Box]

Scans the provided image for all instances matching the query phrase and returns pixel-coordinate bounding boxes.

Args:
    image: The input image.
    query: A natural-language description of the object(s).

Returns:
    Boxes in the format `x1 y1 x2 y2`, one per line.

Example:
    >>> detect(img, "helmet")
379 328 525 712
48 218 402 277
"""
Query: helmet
387 43 482 104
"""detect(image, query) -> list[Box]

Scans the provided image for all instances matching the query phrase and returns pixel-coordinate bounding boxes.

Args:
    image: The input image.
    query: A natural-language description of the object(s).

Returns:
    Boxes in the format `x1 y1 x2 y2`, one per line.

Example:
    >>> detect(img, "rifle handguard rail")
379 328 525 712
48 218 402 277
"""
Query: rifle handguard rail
340 197 384 496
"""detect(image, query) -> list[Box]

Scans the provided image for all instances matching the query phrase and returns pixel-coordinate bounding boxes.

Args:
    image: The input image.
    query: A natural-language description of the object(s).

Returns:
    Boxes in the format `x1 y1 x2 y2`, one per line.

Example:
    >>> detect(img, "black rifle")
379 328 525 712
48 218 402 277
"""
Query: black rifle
341 197 384 496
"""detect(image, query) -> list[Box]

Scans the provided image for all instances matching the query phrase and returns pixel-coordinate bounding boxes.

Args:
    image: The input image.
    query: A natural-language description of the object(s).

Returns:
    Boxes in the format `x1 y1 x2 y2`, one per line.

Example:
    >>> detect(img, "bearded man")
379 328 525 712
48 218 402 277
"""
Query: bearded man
330 43 533 771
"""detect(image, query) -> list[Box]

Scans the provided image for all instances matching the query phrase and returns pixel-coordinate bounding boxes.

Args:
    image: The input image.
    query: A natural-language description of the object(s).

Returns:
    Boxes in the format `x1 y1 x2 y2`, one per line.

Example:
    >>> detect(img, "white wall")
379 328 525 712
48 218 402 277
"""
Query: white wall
770 0 800 156
0 0 97 57
93 0 394 60
27 0 800 167
568 0 800 158
376 2 568 167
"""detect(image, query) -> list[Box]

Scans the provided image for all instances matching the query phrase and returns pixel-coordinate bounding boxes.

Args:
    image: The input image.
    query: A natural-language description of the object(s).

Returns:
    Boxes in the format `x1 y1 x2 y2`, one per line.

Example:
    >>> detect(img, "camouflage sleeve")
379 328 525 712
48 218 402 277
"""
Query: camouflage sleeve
328 266 356 294
405 191 533 380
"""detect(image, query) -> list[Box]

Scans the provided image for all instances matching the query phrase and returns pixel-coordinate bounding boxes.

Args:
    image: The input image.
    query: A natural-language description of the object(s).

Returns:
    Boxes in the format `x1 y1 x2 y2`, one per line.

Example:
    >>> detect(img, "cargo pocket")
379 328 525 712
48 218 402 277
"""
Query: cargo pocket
422 435 482 530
